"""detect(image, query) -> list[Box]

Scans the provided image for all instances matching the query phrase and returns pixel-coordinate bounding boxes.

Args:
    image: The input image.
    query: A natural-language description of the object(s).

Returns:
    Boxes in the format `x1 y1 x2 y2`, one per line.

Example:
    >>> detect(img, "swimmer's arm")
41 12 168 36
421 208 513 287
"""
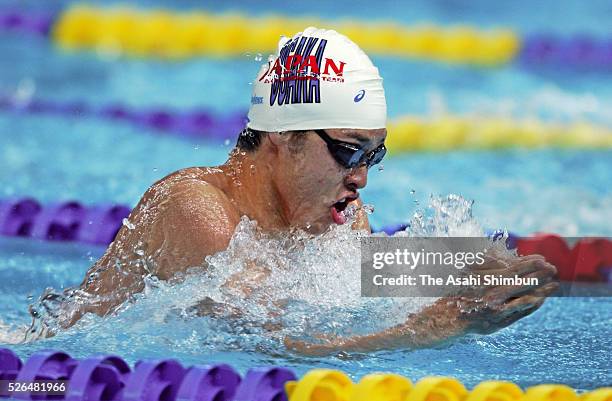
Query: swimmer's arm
286 255 559 356
284 299 470 355
54 179 239 329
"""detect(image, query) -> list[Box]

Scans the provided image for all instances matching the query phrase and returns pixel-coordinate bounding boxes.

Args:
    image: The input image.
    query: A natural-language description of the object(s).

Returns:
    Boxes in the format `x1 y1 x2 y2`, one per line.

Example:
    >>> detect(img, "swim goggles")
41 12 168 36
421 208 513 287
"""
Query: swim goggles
314 129 386 169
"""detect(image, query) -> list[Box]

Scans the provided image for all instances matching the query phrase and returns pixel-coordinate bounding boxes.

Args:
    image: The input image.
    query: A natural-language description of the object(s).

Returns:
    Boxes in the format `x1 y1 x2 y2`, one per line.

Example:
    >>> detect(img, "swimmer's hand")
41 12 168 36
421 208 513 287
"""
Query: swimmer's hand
285 254 558 357
452 253 558 334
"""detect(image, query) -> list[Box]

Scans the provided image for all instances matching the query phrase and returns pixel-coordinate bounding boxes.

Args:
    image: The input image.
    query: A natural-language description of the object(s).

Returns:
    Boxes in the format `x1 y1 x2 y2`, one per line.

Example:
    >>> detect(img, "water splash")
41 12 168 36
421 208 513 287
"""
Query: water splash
22 194 484 355
403 194 484 237
0 319 27 344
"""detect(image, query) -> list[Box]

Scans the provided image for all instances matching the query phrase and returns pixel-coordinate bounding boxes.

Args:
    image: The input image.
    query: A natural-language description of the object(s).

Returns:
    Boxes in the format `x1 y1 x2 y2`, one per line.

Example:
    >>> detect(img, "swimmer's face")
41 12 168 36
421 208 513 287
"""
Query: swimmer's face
272 128 386 233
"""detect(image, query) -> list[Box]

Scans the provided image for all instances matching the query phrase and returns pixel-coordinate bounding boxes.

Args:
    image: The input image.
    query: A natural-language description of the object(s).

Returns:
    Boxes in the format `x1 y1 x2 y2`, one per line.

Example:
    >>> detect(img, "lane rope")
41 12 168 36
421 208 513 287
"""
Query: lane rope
0 348 610 401
2 96 611 150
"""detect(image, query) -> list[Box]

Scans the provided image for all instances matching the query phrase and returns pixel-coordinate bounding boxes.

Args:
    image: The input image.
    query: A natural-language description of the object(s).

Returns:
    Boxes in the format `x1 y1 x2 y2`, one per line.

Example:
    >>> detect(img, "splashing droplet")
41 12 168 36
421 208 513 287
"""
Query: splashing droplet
377 164 384 171
410 189 416 194
362 204 375 215
255 53 263 61
122 218 135 230
153 167 158 172
224 139 231 146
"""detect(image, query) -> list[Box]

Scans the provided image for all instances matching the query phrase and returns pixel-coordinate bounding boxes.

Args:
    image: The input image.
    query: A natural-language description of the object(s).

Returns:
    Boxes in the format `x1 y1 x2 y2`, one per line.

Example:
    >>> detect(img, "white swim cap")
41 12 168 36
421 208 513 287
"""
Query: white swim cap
247 27 387 132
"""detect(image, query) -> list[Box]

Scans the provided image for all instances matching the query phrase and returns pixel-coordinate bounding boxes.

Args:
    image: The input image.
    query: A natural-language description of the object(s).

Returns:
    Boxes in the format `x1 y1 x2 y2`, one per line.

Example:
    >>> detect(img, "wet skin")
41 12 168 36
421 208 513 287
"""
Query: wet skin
34 128 558 354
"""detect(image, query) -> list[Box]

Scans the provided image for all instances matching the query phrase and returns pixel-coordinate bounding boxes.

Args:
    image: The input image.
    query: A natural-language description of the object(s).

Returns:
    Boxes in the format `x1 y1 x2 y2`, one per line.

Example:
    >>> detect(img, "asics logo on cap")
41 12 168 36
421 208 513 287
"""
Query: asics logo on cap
354 90 366 102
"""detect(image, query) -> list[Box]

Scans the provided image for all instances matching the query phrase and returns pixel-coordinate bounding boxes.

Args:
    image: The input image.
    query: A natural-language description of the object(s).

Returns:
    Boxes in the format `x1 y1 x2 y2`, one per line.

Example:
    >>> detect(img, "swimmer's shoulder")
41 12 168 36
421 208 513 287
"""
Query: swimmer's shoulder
143 167 234 207
158 166 240 226
91 167 239 287
139 167 240 279
135 166 240 246
148 166 228 192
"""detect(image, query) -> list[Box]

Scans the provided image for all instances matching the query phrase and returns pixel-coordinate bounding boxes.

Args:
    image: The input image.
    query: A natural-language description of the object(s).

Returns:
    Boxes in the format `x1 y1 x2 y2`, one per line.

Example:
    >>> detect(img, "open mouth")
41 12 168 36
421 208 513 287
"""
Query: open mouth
330 196 356 225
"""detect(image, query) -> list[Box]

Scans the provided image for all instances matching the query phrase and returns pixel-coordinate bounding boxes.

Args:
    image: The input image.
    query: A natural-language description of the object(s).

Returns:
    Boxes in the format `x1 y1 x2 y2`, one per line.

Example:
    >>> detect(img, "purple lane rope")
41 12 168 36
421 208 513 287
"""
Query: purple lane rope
0 96 247 141
519 33 612 70
0 11 55 36
0 347 293 401
0 198 130 246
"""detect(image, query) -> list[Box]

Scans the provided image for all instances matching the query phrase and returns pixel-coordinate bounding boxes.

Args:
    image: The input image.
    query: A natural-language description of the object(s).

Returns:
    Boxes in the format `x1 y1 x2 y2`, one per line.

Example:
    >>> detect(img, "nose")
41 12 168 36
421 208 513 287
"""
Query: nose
344 164 368 190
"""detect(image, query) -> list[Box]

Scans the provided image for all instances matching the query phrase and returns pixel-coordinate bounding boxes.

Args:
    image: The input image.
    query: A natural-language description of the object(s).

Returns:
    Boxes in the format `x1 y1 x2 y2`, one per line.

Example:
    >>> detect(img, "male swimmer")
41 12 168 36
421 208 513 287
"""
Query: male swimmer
32 27 558 355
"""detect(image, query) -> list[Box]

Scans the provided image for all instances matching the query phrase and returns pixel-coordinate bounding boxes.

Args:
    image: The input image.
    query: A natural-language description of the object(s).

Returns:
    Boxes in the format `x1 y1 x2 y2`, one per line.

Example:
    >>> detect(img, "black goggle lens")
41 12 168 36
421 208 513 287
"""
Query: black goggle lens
316 130 386 169
332 145 365 168
366 145 386 167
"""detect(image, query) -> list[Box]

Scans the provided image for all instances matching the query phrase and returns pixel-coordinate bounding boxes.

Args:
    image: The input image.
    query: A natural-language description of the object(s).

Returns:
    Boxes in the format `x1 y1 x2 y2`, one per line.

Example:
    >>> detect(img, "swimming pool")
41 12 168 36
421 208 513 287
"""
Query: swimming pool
1 0 611 393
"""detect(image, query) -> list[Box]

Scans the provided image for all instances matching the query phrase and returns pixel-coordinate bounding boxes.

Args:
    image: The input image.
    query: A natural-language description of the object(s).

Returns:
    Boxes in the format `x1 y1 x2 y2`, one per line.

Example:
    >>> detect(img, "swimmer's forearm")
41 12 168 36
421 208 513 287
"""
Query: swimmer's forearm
338 301 468 352
356 300 467 347
31 282 136 340
286 298 469 356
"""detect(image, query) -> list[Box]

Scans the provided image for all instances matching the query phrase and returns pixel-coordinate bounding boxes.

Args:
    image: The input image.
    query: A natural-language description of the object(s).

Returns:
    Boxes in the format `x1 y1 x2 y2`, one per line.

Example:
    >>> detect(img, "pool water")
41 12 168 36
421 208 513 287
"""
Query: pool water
1 0 611 392
1 224 611 391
